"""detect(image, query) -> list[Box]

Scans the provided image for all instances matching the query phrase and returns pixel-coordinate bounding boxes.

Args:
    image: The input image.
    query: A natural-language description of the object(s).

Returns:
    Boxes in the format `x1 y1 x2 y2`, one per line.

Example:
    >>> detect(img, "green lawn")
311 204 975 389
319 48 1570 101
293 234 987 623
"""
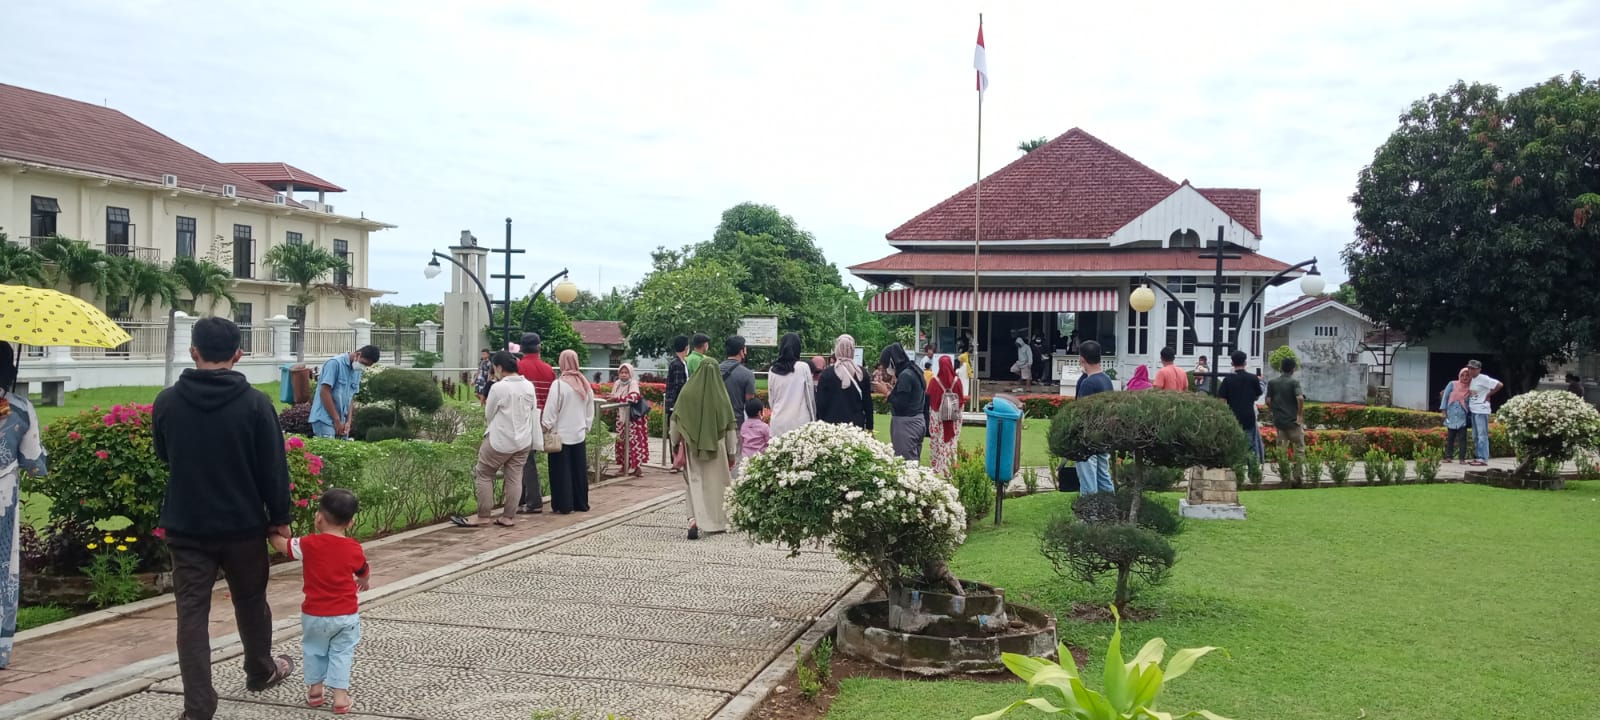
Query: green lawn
16 605 73 631
826 482 1600 720
32 382 282 427
870 413 1051 468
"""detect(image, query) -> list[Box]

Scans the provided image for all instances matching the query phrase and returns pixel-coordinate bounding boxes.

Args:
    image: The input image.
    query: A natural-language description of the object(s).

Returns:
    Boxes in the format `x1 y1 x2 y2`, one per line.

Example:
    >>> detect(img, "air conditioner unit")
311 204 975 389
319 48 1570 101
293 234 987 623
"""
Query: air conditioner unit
273 194 287 205
222 184 237 198
161 174 178 188
323 204 334 214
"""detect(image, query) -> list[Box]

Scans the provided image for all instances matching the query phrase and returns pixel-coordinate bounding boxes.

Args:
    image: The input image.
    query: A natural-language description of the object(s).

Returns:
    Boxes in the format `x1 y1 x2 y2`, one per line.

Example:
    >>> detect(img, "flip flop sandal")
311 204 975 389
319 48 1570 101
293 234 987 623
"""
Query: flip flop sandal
449 516 482 528
246 655 295 692
307 692 325 708
493 520 516 528
333 695 355 715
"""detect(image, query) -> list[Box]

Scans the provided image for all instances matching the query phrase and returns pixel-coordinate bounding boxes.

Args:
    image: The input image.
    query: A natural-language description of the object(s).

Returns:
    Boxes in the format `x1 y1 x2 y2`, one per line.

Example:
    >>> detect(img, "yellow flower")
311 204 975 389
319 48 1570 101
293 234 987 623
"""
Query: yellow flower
123 536 137 543
103 535 115 544
86 542 98 550
116 545 129 552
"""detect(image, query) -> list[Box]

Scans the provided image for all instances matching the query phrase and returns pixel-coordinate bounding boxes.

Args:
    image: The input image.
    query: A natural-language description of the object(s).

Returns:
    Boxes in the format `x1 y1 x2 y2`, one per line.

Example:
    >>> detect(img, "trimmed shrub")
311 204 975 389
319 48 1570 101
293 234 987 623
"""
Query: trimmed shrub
1071 490 1183 536
1496 390 1600 473
1269 345 1298 372
35 404 165 549
1260 424 1512 460
350 405 398 441
951 446 993 527
1039 516 1174 611
364 425 414 442
278 403 312 435
1414 445 1442 484
1257 402 1439 430
1049 392 1248 470
363 369 444 425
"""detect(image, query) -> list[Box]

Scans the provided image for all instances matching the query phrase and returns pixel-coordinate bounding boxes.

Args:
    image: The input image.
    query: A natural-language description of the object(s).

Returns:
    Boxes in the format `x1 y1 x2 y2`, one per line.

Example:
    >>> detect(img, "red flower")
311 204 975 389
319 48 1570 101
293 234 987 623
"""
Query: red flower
289 483 296 491
68 431 81 441
94 450 109 460
296 499 309 508
102 415 115 427
152 528 166 539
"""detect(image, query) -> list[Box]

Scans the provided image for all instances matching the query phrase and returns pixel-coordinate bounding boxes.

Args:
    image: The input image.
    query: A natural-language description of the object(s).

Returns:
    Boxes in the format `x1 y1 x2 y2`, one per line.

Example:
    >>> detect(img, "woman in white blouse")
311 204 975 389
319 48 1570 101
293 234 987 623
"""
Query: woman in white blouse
541 350 595 514
765 333 815 439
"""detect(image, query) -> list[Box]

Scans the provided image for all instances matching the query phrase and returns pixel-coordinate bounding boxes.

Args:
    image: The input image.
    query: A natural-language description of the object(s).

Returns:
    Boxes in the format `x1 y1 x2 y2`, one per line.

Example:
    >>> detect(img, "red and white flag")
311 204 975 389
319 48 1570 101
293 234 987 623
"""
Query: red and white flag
974 20 989 98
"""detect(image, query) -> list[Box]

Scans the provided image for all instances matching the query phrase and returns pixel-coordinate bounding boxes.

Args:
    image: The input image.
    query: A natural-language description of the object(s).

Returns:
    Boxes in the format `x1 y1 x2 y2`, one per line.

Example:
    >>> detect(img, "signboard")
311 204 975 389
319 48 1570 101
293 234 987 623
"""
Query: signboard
737 316 779 347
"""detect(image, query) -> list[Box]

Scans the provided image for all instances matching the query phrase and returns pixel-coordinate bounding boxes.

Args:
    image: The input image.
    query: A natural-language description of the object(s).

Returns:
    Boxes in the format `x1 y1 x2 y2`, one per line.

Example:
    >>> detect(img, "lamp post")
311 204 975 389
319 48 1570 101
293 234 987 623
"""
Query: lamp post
1128 225 1324 393
425 225 582 355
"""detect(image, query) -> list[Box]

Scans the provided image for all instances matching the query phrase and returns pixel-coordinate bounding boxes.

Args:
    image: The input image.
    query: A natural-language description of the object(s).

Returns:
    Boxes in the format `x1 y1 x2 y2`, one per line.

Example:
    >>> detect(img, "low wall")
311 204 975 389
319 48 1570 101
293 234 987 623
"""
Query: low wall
24 358 287 392
1298 362 1370 404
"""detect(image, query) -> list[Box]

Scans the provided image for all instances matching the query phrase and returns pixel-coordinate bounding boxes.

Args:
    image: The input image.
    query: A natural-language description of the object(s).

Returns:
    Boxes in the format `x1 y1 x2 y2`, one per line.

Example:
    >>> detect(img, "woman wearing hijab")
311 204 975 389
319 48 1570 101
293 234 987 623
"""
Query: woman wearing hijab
0 343 46 668
668 360 739 540
927 355 966 477
609 363 649 477
766 332 815 439
1440 367 1473 463
541 350 595 514
874 343 927 462
1125 365 1153 391
815 334 874 430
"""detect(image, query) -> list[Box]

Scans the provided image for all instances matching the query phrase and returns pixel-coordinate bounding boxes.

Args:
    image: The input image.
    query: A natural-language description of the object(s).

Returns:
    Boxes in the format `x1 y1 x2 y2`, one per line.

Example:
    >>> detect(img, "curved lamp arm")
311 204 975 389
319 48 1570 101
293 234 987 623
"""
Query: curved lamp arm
516 268 572 333
1228 258 1318 351
429 251 495 321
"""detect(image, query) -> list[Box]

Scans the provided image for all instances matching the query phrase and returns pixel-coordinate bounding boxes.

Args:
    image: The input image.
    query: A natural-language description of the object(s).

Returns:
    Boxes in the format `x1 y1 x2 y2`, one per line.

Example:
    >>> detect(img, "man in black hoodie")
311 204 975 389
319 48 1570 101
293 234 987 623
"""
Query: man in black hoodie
154 317 294 719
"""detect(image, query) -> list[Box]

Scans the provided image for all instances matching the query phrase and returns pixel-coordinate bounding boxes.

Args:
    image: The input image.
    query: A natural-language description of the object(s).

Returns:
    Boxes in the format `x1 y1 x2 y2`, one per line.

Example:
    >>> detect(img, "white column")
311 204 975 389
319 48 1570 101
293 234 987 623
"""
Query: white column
44 345 73 364
349 318 375 350
268 315 295 361
172 311 197 356
417 321 439 353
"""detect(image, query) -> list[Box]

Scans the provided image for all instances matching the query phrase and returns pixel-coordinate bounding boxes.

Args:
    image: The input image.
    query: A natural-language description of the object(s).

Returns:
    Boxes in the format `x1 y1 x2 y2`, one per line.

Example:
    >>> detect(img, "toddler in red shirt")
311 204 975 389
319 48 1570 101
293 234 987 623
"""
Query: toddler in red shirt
270 488 369 714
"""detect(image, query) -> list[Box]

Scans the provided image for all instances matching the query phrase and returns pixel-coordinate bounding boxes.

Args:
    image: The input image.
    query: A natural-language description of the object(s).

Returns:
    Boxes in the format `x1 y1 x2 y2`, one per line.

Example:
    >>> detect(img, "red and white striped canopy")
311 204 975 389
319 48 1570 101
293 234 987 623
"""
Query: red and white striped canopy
867 288 1119 313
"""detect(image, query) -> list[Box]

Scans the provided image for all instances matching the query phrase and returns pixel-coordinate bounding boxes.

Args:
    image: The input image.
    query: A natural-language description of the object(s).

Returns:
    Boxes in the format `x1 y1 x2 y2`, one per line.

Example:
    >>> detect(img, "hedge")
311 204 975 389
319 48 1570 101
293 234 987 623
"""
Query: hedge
1260 424 1513 459
1256 402 1439 430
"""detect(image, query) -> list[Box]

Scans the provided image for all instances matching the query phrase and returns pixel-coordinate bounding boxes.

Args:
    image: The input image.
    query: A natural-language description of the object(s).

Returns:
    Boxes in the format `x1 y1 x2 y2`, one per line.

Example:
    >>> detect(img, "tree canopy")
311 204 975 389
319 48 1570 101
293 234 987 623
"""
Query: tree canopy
1048 391 1249 470
1018 136 1049 153
371 302 442 327
1343 72 1600 389
623 260 746 358
499 295 588 364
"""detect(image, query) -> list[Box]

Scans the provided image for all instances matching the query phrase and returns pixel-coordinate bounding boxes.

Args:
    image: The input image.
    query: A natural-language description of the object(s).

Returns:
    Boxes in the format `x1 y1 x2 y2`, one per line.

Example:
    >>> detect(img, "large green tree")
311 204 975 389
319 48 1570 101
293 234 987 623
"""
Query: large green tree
164 257 236 385
499 295 588 364
622 261 747 358
371 302 442 327
1343 73 1600 391
564 288 627 322
262 242 353 361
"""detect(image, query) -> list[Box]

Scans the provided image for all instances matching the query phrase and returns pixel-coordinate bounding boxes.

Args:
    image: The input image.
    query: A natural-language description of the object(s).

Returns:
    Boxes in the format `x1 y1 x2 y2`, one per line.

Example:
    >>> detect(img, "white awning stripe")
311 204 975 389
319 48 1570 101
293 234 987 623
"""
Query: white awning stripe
866 288 1119 313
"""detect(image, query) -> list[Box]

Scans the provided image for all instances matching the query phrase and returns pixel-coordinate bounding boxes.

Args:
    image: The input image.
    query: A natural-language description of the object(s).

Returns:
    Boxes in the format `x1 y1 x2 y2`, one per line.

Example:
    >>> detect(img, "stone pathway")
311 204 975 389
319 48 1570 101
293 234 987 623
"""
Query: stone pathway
21 488 856 720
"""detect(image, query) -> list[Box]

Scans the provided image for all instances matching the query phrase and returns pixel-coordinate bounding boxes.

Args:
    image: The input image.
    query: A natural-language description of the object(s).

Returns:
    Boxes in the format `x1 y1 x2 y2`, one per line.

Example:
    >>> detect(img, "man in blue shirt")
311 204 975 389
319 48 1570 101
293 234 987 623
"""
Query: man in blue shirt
1073 340 1116 495
310 345 380 439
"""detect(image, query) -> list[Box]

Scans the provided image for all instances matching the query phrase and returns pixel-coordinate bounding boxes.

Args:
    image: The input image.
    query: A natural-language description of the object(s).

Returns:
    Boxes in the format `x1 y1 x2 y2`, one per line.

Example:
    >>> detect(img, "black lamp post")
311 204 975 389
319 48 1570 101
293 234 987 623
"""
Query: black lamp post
1128 225 1324 393
425 222 581 355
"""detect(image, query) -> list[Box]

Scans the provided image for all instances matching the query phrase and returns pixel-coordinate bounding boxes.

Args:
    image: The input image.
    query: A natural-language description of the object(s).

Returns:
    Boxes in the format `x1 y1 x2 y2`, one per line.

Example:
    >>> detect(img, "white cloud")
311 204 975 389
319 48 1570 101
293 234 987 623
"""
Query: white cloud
3 0 1594 310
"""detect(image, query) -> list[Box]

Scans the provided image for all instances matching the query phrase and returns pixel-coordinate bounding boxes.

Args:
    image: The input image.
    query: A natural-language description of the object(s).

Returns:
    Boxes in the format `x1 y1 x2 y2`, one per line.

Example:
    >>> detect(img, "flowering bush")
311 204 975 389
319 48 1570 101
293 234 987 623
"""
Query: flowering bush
728 422 967 594
82 532 144 607
1496 390 1600 471
35 405 167 552
1260 424 1513 460
284 436 327 535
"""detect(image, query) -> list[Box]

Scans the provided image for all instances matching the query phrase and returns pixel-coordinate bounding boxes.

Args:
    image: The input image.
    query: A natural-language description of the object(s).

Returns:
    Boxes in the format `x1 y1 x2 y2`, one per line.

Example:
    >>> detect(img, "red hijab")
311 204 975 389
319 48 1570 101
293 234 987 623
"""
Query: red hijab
927 355 964 441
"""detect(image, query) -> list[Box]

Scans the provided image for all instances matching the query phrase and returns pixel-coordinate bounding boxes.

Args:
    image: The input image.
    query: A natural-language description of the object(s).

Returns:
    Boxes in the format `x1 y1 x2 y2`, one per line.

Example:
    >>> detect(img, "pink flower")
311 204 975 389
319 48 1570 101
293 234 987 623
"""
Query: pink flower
152 528 166 539
308 465 321 477
289 483 296 491
286 437 305 450
68 431 81 441
296 499 309 508
94 450 109 460
102 415 115 426
112 404 123 413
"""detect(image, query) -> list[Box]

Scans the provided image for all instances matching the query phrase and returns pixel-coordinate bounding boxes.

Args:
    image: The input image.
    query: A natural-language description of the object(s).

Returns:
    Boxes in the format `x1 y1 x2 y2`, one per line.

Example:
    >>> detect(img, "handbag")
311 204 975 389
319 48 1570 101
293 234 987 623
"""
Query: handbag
631 395 651 418
542 427 563 453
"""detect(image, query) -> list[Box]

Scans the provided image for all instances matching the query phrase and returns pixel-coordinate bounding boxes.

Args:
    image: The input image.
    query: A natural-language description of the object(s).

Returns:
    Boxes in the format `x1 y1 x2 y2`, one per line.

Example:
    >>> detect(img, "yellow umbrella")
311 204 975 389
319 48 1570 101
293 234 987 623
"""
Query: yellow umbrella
0 285 132 348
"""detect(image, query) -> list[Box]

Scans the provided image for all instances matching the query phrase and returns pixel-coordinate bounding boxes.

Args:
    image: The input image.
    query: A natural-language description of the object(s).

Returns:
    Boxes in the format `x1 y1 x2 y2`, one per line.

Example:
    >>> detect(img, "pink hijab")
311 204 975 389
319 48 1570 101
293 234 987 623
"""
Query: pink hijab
1448 367 1472 405
609 363 639 401
558 349 592 401
1126 365 1153 391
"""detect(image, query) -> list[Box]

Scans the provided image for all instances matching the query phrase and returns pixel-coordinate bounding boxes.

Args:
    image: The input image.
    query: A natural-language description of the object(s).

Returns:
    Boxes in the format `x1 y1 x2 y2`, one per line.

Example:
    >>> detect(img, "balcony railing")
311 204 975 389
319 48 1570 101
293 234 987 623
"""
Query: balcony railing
10 236 160 263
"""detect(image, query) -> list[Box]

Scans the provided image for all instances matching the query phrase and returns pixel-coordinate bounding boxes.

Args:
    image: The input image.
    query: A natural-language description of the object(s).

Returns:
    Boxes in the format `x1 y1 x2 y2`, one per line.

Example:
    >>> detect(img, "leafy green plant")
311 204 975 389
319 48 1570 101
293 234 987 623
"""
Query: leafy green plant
364 425 415 442
1295 446 1321 488
16 605 73 631
1268 345 1298 373
1269 446 1296 488
284 436 327 535
973 606 1231 720
1363 449 1392 485
363 369 444 427
1320 443 1354 486
1413 445 1442 484
1390 454 1411 485
82 533 144 608
1040 515 1174 613
813 637 834 682
953 447 994 526
795 645 823 701
1575 450 1600 480
35 404 166 565
1246 454 1264 486
411 350 442 368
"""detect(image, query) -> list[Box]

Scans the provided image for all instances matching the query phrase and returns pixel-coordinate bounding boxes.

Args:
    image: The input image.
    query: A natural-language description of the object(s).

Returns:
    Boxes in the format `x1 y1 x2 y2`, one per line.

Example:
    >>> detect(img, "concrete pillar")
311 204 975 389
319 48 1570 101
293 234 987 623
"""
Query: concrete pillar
442 245 490 370
350 317 374 350
43 345 73 364
417 321 439 353
268 315 295 361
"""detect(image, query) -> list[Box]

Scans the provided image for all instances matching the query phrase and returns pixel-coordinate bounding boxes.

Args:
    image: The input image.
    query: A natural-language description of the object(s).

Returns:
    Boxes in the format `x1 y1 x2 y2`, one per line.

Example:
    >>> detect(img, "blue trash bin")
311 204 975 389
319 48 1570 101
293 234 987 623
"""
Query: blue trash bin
984 395 1023 484
279 364 295 403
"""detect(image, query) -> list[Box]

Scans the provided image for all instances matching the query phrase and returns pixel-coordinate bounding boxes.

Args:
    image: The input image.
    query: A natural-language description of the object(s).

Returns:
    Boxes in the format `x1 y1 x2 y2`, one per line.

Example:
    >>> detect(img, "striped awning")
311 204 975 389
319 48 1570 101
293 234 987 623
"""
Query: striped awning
866 288 1119 313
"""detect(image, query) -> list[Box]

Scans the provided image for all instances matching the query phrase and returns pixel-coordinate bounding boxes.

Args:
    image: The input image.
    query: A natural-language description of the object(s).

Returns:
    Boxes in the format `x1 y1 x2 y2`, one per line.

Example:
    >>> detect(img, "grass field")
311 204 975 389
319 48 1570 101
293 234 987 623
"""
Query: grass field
870 413 1052 468
825 482 1600 720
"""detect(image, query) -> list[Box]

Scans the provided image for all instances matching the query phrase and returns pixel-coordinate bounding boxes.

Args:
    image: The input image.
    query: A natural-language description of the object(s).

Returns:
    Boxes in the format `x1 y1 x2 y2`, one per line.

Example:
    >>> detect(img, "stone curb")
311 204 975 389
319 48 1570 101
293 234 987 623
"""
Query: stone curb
708 579 874 720
0 490 686 720
14 474 645 645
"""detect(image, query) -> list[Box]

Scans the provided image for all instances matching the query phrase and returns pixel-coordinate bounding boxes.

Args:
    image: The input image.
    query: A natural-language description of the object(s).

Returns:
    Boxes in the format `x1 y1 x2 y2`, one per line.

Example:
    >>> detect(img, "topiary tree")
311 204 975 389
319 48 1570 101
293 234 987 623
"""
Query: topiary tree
1269 344 1299 372
361 369 443 431
1496 390 1600 478
1046 392 1248 611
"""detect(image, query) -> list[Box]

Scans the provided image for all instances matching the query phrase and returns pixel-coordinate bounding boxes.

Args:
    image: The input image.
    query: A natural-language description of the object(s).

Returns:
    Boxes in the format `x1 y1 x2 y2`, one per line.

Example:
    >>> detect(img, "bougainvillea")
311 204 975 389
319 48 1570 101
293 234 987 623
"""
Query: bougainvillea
37 405 166 545
285 435 327 535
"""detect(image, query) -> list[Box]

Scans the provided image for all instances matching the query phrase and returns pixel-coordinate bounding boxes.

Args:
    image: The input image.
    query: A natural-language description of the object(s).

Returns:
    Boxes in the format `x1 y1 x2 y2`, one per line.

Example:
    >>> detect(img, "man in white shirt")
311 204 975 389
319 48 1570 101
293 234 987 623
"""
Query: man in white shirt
1465 359 1503 466
453 351 538 528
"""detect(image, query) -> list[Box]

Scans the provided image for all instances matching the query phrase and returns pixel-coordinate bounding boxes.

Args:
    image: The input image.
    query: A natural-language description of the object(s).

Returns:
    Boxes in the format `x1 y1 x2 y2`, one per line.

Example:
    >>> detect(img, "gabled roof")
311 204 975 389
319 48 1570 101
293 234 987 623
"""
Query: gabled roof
572 320 625 348
885 128 1262 243
224 162 346 193
851 249 1293 282
1263 296 1370 332
0 83 284 203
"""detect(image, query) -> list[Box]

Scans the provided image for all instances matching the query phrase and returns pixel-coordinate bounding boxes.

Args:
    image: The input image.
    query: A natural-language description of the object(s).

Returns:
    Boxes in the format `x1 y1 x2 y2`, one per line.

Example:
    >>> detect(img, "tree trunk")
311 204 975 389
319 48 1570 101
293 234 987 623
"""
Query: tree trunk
922 558 964 596
162 307 178 387
1114 564 1132 613
1126 451 1144 524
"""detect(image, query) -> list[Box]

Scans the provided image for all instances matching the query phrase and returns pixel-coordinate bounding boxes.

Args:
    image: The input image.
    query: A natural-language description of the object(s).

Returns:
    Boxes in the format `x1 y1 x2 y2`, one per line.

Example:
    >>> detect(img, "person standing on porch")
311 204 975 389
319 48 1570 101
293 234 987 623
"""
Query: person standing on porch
1218 350 1265 462
1010 331 1033 392
1465 359 1503 467
1073 341 1115 494
876 343 927 462
516 333 556 514
766 332 815 439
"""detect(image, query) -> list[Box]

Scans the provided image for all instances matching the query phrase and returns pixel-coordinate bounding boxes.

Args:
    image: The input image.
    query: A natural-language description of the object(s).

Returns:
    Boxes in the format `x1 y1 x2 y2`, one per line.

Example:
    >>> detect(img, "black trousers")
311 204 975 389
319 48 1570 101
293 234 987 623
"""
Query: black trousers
167 535 277 720
548 441 589 512
520 451 543 509
1445 427 1470 461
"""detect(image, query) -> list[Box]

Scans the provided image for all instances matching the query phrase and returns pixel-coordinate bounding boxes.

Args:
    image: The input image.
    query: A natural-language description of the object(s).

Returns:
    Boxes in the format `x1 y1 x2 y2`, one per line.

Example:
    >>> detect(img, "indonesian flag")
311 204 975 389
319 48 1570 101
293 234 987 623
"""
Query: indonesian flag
974 21 989 98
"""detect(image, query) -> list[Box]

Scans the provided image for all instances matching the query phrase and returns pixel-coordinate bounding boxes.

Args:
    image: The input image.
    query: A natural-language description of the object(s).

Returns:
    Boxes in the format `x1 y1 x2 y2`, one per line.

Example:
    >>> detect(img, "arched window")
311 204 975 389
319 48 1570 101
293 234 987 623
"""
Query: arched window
1169 229 1201 248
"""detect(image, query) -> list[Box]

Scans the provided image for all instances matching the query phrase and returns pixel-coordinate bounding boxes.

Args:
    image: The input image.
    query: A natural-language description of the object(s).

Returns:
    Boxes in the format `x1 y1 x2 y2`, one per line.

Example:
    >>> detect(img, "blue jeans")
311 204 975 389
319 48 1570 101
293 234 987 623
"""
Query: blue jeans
1471 413 1490 461
1076 454 1113 494
311 420 336 439
302 613 361 690
1246 425 1264 462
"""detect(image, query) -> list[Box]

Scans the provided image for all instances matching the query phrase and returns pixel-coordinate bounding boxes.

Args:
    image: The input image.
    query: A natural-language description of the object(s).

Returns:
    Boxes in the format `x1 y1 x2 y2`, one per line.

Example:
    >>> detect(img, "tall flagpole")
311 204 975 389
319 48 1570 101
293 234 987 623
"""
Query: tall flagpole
970 13 984 412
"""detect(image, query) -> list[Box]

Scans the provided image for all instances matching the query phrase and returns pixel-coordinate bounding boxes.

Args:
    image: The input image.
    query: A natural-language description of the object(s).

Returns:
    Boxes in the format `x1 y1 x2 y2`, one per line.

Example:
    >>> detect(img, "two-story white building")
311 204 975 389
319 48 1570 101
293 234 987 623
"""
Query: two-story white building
0 82 395 387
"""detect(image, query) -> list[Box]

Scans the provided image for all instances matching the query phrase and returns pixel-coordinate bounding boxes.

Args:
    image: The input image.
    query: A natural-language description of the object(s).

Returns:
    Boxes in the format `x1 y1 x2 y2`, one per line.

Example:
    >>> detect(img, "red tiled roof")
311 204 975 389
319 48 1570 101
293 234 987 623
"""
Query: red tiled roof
1264 296 1367 330
885 128 1262 242
224 162 346 193
573 320 625 347
0 83 283 202
850 249 1295 277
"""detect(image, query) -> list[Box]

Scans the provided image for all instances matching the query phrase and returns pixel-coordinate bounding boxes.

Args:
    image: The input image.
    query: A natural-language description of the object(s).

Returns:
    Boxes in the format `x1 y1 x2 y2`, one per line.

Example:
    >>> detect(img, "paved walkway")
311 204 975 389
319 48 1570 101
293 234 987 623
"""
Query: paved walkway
8 468 857 720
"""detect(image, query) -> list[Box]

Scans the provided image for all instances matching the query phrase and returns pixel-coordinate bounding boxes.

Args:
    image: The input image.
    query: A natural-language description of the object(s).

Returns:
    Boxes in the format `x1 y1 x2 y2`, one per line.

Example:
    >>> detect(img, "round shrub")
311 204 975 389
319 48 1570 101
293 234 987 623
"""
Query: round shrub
278 403 312 435
364 425 415 442
1497 390 1600 472
1040 515 1175 610
951 446 994 526
728 422 966 594
35 404 165 542
1050 391 1248 470
1269 345 1298 372
350 405 399 441
364 369 444 417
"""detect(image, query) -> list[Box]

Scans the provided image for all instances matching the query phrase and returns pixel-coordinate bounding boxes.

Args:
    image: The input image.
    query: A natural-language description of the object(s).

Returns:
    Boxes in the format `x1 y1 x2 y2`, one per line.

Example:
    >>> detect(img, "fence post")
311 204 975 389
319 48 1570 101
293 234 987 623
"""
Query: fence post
268 315 295 361
172 312 197 362
350 317 374 351
417 321 439 354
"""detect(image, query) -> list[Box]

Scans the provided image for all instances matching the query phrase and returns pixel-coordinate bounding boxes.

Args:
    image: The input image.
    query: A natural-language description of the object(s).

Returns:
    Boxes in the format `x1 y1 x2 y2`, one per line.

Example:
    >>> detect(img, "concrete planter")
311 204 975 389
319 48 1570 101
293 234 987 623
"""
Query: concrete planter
21 570 173 607
840 580 1058 675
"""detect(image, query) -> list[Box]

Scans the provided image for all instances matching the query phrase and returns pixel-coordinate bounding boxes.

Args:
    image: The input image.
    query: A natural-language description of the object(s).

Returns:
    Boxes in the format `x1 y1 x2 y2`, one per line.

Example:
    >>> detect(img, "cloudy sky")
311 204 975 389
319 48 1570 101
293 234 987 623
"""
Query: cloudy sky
5 0 1595 309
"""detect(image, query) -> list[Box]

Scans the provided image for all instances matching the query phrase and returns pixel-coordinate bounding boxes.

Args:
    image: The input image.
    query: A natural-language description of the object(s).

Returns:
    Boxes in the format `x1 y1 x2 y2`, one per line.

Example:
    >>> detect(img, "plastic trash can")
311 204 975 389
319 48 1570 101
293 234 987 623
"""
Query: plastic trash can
985 395 1024 484
279 364 295 403
290 365 312 404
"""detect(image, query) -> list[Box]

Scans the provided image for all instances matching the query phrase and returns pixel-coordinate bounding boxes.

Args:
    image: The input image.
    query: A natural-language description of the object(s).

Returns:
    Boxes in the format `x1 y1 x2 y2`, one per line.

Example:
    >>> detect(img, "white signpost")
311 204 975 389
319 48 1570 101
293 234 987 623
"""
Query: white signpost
737 316 779 347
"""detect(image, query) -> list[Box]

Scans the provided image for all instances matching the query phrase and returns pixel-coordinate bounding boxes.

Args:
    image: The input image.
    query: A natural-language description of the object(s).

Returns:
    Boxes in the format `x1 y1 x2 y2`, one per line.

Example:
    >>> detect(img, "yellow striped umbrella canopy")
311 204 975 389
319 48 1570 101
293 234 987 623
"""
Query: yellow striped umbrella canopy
0 285 132 348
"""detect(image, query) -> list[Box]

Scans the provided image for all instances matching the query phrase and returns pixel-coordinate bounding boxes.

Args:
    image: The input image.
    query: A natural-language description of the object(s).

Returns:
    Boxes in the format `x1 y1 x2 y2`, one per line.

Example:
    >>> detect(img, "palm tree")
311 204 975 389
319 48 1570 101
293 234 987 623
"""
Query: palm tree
36 235 112 297
0 234 46 286
163 256 237 385
262 242 353 361
1018 136 1049 153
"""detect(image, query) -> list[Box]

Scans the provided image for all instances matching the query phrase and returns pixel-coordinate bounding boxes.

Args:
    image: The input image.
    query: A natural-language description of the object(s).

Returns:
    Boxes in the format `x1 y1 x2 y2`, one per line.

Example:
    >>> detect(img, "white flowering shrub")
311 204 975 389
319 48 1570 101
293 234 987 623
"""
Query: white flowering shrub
728 421 967 592
1496 390 1600 468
